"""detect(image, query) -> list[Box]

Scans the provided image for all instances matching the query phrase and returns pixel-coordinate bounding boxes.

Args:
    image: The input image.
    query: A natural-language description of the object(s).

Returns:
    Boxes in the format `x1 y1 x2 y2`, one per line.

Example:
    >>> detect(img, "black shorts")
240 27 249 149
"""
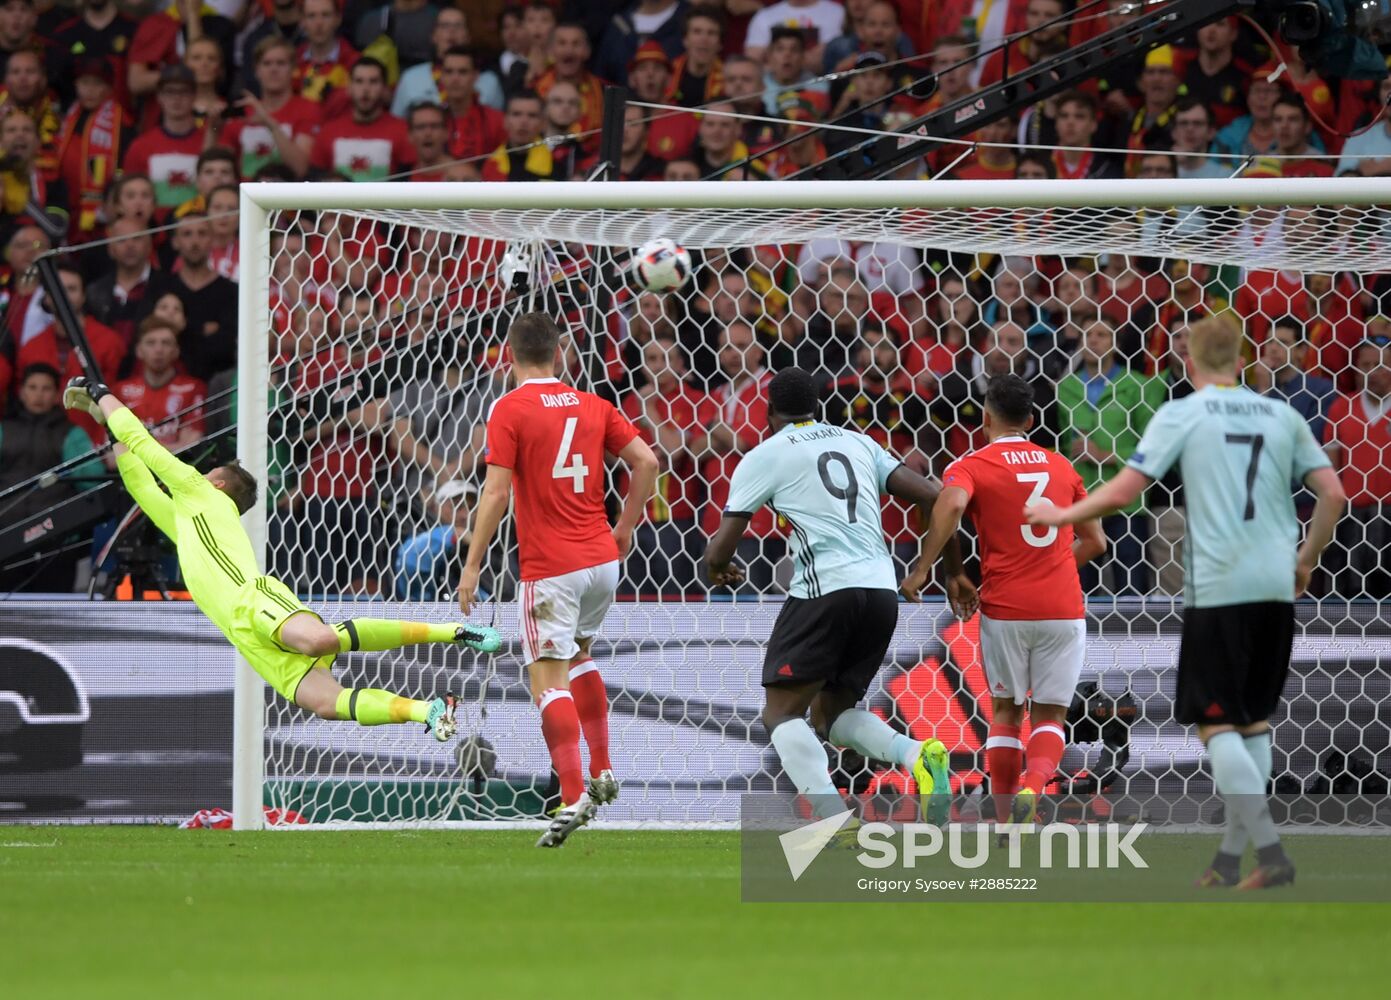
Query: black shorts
762 588 899 701
1175 602 1295 726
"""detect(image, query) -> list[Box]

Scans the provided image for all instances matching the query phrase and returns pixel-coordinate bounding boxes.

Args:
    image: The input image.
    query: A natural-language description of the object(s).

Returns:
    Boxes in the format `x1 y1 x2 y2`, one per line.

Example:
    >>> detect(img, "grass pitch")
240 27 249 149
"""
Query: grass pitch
2 828 1388 999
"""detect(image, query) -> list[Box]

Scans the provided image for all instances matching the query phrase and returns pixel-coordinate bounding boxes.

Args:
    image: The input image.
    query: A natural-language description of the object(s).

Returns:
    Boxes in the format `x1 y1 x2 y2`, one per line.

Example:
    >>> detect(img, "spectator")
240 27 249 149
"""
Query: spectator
1182 15 1245 128
1324 336 1391 599
0 48 59 172
391 8 488 117
696 318 782 592
745 0 846 71
797 236 921 298
625 40 693 161
766 102 827 177
721 53 780 153
0 221 46 348
494 4 529 94
185 36 231 122
173 146 238 219
1171 98 1226 180
600 102 665 180
54 57 128 240
84 217 175 350
432 46 504 164
542 78 584 178
205 183 239 280
0 0 39 79
505 2 556 97
946 115 1017 179
1214 61 1283 159
482 89 554 181
802 265 870 376
393 479 478 601
915 34 973 116
979 0 1066 88
295 0 358 118
1049 90 1120 179
0 109 65 242
15 264 124 440
619 336 711 597
169 212 239 381
666 4 723 108
0 362 106 591
1249 316 1335 445
662 156 700 180
213 36 316 179
1271 94 1333 178
354 0 440 73
128 0 236 103
828 51 894 152
1148 321 1194 596
532 22 604 138
692 100 768 179
1336 75 1391 176
310 57 412 182
122 65 206 215
112 317 207 448
595 0 687 86
238 0 305 91
404 101 450 180
823 0 910 75
1056 317 1163 595
762 26 827 115
1125 44 1180 168
46 0 139 108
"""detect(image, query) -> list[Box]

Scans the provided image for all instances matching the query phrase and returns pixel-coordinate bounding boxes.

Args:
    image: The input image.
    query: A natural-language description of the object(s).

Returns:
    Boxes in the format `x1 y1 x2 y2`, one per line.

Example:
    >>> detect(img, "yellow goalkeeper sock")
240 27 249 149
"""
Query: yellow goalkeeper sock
333 619 456 653
334 688 430 725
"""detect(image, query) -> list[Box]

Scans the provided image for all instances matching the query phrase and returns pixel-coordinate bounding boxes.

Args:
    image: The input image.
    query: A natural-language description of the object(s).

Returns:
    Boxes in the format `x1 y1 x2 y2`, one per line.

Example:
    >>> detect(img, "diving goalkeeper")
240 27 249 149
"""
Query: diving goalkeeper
66 376 502 742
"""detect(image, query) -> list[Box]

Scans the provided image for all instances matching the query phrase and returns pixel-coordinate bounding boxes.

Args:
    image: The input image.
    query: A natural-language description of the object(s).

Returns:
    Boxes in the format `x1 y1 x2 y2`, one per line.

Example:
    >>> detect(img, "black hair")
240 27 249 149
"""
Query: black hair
769 367 820 419
1271 315 1305 342
508 311 560 366
352 56 389 84
984 373 1035 426
20 361 60 386
215 459 258 515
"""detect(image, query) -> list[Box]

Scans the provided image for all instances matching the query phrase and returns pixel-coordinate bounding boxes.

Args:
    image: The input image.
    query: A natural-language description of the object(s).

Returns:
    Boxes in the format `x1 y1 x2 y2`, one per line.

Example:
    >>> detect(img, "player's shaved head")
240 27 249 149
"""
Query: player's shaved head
210 460 258 515
984 373 1035 427
1188 313 1242 376
768 367 820 421
508 311 561 367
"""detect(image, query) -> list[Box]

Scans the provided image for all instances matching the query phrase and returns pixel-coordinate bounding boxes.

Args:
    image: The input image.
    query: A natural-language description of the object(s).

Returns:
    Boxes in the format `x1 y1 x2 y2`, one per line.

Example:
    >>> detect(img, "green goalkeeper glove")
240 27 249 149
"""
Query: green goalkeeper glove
63 376 109 424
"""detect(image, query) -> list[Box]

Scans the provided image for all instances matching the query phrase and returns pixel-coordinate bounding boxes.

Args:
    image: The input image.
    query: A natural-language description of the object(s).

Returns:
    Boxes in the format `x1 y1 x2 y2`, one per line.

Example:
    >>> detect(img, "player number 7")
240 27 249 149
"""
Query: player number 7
552 416 590 493
1017 472 1058 547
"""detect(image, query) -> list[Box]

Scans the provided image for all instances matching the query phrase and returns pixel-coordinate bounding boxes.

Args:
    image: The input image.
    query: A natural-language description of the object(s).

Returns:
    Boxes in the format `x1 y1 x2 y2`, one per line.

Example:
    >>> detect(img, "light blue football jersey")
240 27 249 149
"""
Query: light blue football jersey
1127 384 1331 608
724 421 902 599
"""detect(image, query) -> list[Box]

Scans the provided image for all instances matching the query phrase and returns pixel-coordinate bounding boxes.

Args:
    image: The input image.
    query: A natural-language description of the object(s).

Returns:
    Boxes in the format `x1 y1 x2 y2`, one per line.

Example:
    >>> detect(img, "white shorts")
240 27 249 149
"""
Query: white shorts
978 613 1086 707
518 560 620 664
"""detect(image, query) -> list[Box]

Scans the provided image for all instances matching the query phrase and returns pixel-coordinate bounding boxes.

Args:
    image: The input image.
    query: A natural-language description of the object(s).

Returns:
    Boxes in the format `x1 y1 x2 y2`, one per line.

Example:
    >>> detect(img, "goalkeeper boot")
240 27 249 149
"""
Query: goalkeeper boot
1010 787 1039 826
912 738 952 826
828 815 862 851
454 624 503 653
588 769 619 806
536 792 597 848
1235 861 1296 891
1194 866 1241 889
424 694 458 743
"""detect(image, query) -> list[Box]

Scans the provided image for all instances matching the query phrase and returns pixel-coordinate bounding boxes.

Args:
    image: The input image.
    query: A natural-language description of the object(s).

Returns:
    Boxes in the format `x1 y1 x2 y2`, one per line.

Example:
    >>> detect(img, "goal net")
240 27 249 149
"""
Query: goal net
234 179 1391 829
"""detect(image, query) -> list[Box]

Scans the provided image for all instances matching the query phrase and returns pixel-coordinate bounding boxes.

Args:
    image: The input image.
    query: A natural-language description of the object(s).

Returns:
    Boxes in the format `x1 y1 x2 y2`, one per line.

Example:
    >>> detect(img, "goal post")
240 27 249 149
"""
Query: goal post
234 178 1391 831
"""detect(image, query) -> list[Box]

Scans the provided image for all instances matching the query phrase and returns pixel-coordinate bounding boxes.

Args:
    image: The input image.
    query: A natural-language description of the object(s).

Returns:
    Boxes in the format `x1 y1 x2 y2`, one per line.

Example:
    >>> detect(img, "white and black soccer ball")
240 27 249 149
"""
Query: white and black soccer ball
630 237 692 293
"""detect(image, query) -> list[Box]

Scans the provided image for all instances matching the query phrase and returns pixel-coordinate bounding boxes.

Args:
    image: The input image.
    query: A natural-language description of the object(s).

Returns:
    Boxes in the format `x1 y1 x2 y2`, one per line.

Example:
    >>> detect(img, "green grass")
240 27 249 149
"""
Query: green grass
1 828 1388 998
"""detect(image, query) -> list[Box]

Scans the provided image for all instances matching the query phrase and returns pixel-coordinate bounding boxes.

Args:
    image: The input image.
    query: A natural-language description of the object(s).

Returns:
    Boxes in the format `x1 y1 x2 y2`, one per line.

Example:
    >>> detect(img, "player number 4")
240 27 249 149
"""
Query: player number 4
551 416 590 493
1017 472 1058 548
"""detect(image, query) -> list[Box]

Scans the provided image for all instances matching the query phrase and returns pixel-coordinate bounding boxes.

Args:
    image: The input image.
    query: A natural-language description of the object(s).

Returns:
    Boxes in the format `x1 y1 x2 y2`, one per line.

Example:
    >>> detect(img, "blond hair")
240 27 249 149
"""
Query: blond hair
1187 313 1242 375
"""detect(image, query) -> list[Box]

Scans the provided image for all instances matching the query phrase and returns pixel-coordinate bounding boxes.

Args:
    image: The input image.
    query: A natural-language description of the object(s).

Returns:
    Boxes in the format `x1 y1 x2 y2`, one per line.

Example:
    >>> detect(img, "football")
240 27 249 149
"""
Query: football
631 237 693 292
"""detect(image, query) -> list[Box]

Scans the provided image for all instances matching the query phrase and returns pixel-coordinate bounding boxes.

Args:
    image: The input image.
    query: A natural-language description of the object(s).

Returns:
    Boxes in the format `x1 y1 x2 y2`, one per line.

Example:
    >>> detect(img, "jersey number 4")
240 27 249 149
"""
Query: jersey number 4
552 417 590 494
1017 472 1058 548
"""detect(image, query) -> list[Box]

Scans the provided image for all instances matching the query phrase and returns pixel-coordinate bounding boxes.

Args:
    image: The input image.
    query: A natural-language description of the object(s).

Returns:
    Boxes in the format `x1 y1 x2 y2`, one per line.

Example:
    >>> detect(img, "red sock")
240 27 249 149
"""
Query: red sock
538 689 585 805
568 658 612 777
1023 722 1066 794
985 723 1023 822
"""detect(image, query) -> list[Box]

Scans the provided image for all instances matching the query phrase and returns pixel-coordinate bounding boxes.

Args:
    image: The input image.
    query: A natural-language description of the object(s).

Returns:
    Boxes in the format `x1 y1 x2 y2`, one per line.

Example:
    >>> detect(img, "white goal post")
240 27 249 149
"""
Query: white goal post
234 178 1391 831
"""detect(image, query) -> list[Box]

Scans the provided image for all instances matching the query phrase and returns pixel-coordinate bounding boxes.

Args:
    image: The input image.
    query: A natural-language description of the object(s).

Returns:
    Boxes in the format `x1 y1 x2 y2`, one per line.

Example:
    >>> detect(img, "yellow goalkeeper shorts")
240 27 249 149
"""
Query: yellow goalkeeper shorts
227 575 337 702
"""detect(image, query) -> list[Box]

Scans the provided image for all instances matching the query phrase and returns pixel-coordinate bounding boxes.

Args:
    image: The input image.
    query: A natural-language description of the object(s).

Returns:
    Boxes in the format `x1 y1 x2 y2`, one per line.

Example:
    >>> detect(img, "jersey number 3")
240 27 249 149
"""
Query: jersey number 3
552 417 590 494
1017 472 1058 547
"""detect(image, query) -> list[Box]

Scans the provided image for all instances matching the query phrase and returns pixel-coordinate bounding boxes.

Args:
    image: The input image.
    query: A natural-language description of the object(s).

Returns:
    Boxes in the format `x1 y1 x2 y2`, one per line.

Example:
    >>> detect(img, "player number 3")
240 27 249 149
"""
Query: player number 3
1017 472 1058 547
551 416 590 493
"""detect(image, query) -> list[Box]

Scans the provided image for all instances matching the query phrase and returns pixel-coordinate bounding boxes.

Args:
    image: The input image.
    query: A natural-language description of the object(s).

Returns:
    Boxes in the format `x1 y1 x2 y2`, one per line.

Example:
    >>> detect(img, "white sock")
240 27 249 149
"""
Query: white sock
1208 731 1280 850
827 708 921 768
770 719 839 809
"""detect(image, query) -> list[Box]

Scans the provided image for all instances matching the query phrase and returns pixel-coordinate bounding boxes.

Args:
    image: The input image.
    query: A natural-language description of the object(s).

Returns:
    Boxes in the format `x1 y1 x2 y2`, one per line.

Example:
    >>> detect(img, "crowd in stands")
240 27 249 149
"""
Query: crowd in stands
3 0 1391 603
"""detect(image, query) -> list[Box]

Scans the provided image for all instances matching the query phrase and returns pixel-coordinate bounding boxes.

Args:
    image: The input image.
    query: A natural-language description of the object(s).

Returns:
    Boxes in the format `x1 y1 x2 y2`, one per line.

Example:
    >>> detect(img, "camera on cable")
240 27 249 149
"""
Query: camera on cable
630 237 692 293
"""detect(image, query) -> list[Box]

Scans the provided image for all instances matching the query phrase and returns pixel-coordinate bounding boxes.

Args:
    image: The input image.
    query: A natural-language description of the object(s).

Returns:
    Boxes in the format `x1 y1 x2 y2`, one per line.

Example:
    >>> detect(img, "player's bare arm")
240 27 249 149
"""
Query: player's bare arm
886 466 977 618
459 463 513 615
704 513 749 587
1026 466 1150 527
1072 517 1106 567
613 435 660 558
1297 466 1347 596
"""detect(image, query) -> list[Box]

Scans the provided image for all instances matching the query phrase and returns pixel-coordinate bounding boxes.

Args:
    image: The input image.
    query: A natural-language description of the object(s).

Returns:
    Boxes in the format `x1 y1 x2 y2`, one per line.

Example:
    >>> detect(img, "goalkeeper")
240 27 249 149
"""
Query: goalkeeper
66 376 502 742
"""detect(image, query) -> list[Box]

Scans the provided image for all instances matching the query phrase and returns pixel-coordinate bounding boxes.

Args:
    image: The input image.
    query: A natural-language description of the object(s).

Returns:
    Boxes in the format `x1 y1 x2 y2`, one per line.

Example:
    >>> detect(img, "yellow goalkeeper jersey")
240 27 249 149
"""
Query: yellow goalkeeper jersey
109 407 258 632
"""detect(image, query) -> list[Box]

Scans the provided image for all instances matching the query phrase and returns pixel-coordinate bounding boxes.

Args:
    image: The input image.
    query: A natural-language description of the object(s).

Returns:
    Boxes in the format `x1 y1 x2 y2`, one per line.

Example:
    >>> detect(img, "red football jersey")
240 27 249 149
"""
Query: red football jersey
113 375 207 444
943 436 1087 621
486 378 639 581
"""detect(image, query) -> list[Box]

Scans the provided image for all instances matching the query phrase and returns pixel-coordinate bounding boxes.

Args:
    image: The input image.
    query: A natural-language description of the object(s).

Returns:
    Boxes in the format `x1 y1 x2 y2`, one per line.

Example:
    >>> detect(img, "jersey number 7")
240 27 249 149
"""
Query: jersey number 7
552 416 590 493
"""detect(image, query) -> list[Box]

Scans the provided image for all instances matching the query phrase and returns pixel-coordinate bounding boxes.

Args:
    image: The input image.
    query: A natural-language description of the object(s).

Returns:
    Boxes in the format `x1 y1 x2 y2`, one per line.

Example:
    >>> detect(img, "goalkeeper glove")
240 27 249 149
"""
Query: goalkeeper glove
63 376 110 424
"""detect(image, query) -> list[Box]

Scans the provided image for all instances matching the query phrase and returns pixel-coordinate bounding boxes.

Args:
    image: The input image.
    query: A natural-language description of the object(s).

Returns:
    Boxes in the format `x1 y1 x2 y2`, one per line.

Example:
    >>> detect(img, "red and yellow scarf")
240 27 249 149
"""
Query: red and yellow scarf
665 55 723 106
55 98 125 235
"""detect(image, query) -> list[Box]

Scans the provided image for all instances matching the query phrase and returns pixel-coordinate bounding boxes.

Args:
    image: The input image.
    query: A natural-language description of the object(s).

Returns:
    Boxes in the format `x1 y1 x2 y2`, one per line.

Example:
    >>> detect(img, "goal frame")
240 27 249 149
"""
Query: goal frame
233 177 1391 830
